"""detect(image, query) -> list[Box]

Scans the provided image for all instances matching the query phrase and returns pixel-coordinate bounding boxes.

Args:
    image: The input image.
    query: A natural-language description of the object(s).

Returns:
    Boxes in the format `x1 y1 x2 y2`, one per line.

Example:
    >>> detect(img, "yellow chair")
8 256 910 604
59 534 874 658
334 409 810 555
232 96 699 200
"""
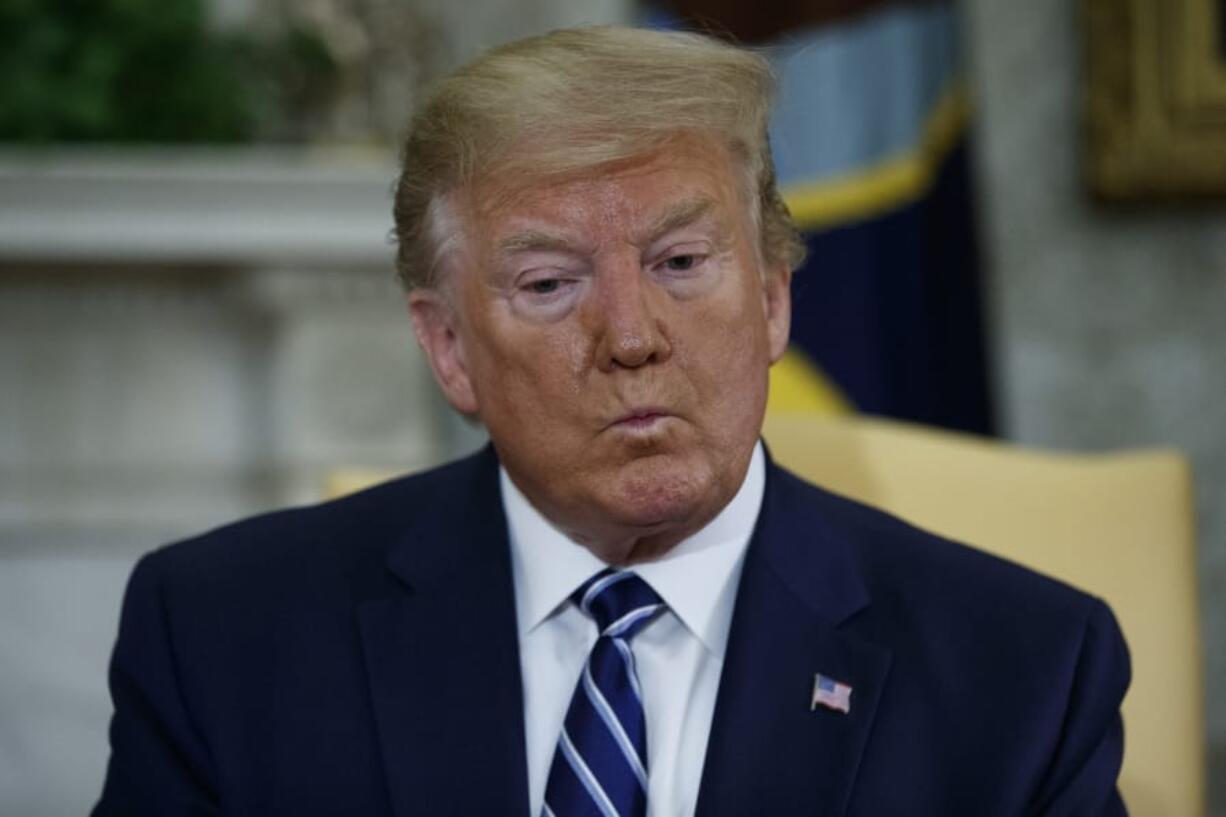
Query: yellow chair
762 413 1204 817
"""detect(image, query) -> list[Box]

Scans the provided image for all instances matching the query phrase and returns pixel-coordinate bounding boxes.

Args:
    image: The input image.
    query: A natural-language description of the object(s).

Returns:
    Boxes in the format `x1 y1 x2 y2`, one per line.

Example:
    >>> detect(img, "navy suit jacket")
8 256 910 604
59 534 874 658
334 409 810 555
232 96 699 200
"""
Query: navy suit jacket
94 445 1129 816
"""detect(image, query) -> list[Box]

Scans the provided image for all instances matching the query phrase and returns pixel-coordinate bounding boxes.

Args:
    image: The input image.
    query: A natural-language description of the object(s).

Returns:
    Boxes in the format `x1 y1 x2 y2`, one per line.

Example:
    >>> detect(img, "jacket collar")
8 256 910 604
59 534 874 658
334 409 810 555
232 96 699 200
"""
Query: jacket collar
383 444 507 592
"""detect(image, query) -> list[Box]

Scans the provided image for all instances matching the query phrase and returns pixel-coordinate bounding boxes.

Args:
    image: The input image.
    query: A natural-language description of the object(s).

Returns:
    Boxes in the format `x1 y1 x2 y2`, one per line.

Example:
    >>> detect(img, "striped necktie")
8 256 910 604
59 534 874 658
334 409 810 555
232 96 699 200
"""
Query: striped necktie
542 568 665 817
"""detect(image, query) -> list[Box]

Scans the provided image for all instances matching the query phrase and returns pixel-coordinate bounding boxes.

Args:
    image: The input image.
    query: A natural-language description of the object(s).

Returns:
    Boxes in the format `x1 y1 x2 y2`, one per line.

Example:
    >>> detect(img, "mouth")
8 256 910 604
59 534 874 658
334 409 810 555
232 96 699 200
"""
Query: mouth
608 407 672 431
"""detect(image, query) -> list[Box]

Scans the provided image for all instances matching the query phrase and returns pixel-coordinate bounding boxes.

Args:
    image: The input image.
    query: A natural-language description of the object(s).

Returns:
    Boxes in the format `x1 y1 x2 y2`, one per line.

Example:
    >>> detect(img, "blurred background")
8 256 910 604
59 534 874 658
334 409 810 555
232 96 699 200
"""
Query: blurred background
1 0 1223 814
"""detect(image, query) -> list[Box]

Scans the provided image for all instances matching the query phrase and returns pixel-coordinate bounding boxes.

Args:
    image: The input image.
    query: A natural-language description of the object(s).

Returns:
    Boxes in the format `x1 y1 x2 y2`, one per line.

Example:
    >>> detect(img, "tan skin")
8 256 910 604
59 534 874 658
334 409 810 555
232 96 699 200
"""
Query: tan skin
409 135 792 565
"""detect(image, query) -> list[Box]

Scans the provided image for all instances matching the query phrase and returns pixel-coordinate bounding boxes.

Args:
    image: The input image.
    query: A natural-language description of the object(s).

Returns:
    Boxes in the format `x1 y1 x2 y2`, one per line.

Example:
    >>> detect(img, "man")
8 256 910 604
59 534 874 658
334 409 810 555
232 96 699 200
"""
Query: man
94 26 1129 817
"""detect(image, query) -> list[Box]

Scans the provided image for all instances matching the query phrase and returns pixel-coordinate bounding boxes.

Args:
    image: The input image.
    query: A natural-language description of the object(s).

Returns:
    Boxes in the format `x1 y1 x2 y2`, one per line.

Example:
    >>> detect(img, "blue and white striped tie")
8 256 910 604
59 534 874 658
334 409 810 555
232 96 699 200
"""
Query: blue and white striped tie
542 568 664 817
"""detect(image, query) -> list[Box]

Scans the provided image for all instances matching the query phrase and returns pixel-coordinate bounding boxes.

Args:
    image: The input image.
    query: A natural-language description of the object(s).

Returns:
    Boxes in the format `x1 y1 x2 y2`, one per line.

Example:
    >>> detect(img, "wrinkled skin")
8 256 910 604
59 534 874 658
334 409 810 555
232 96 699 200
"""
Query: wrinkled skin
409 135 791 564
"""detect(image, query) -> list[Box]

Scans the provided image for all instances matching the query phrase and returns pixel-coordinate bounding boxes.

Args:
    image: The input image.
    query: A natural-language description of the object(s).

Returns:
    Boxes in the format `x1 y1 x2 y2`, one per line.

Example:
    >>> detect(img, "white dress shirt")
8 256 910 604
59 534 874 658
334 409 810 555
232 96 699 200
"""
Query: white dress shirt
502 443 766 817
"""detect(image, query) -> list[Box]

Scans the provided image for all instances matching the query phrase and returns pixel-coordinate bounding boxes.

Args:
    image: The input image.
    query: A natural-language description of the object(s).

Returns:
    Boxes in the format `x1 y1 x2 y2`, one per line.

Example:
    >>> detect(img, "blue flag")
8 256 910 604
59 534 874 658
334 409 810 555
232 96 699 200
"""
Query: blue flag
764 2 995 433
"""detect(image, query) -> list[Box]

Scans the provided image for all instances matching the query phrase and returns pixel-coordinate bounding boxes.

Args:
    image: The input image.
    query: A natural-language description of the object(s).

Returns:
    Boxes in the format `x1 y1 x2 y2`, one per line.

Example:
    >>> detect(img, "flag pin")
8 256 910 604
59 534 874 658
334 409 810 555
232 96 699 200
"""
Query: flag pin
811 673 853 714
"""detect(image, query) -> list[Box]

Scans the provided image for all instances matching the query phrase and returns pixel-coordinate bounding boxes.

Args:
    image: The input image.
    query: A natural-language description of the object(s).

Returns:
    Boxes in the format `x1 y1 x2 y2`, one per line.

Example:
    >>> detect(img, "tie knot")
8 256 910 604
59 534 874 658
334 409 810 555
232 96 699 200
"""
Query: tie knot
572 568 664 640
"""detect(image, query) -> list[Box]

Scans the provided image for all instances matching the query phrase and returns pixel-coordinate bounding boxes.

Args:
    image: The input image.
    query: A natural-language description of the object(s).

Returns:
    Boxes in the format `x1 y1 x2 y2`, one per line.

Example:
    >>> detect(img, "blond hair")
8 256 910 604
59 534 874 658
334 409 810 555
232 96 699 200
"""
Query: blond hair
392 25 806 289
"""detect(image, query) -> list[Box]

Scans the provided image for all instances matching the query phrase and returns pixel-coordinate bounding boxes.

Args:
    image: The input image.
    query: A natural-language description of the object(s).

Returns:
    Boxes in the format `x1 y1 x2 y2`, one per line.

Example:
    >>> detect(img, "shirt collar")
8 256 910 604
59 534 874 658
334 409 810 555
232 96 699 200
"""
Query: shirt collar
503 442 766 657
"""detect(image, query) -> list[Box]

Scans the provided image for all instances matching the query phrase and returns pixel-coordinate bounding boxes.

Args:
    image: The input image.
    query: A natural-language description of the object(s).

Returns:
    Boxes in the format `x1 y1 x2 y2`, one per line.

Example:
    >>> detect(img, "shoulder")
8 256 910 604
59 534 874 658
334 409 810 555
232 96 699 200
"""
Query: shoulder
770 462 1106 616
765 463 1128 677
133 447 498 606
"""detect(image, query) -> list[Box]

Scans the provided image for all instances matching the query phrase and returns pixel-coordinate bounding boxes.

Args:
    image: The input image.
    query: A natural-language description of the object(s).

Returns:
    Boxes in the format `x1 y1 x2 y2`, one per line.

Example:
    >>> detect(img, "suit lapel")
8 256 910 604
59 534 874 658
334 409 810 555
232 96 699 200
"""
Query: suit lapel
695 462 892 817
357 448 530 817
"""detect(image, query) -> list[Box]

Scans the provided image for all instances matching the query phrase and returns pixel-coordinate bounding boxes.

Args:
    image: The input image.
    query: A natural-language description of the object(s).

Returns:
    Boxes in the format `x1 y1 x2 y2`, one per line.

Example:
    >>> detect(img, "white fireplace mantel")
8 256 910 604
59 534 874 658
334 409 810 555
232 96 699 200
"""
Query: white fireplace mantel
0 148 400 268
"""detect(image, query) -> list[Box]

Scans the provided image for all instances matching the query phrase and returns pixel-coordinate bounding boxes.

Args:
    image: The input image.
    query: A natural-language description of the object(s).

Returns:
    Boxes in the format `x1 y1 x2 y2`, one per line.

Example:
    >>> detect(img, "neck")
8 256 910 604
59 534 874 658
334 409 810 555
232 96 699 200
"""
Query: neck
563 517 715 566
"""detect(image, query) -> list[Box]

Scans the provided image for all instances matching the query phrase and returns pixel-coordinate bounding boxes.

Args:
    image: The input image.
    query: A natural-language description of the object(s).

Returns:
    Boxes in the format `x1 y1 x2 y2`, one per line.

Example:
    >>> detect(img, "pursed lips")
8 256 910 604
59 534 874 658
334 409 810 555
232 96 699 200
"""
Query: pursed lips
606 407 672 430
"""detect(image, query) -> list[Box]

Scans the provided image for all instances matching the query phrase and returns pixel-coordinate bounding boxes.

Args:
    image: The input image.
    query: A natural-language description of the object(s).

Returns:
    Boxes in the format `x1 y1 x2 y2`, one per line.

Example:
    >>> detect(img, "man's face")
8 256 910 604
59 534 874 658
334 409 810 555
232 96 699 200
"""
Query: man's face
410 135 791 561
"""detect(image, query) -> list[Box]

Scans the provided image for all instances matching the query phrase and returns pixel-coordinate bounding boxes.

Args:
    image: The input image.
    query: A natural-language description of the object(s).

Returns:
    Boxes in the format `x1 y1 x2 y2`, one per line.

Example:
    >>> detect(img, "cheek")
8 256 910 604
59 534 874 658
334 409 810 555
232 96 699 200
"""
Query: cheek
688 282 771 365
470 320 592 415
678 290 772 410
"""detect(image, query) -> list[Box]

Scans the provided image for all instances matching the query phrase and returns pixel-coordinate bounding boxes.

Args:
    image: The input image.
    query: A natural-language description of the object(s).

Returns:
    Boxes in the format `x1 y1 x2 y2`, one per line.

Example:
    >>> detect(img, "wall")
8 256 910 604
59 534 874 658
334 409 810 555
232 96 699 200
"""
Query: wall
963 1 1226 812
0 153 452 816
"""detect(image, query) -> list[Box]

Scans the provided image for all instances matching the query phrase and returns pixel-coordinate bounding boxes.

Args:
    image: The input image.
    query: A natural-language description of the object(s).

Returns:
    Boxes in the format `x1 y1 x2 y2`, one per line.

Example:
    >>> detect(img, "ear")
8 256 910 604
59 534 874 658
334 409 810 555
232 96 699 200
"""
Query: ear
762 263 793 364
408 289 480 416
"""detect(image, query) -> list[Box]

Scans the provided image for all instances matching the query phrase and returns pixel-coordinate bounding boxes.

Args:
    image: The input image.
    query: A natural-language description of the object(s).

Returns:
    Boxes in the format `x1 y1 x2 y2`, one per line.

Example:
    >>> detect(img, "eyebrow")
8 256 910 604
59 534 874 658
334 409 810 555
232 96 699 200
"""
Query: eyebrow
637 197 719 246
495 229 580 256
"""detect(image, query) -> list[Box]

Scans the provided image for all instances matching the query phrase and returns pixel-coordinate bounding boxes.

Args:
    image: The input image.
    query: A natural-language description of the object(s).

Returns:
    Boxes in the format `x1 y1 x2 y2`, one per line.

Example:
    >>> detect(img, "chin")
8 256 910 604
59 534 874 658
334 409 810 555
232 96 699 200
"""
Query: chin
601 451 719 528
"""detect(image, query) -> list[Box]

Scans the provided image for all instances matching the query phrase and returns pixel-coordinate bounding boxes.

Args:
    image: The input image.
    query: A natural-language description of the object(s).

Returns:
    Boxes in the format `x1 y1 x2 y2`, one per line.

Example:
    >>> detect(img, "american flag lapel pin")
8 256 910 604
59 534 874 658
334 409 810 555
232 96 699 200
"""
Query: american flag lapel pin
811 673 853 714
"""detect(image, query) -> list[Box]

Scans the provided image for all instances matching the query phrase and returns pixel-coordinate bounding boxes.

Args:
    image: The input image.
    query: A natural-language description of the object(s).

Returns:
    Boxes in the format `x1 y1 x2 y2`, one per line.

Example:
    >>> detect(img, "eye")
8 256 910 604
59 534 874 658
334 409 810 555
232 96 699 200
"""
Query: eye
515 274 579 306
652 240 711 275
527 278 562 294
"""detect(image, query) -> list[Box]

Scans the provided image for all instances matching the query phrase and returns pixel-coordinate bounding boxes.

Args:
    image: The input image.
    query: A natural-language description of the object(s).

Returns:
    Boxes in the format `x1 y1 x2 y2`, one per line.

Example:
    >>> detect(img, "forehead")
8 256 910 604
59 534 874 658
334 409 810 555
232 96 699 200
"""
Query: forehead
465 136 748 245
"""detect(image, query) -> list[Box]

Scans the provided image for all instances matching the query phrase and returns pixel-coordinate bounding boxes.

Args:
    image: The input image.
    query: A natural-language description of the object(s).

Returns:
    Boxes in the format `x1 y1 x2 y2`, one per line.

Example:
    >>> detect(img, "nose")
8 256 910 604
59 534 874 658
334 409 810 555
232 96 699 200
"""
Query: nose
590 256 673 372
